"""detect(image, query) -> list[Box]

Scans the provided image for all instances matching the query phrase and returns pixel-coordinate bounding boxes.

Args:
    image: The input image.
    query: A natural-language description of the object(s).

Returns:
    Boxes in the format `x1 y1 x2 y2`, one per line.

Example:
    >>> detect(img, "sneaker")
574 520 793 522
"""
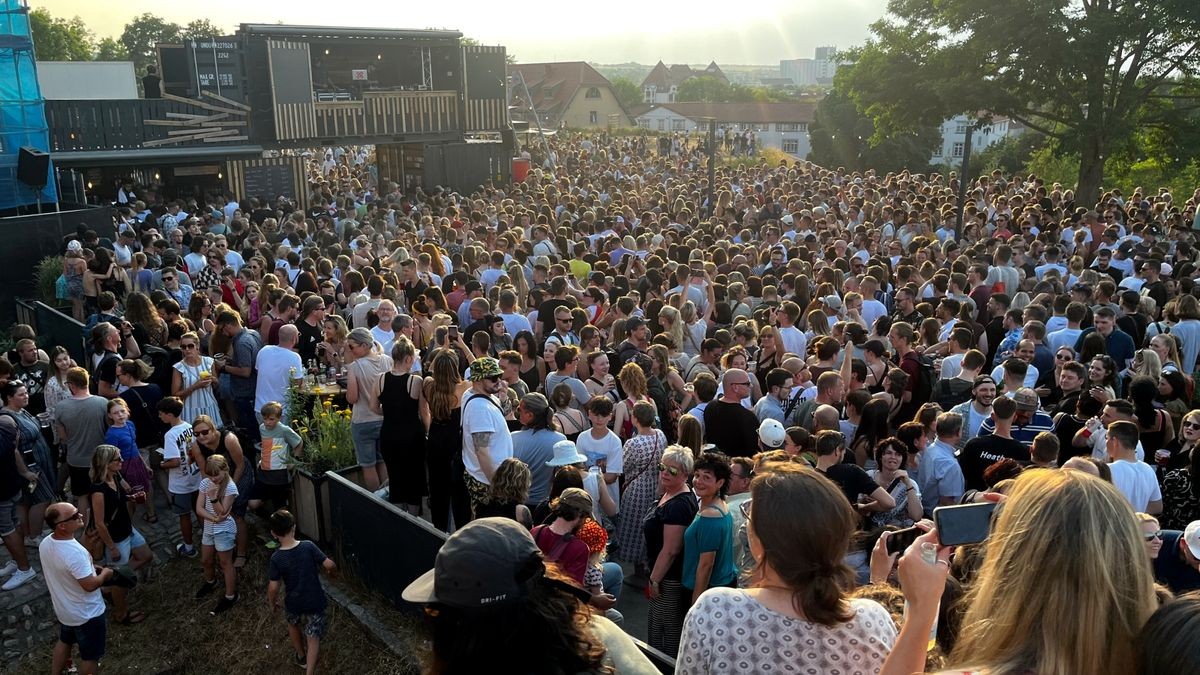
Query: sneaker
24 534 44 548
0 560 16 578
1 567 36 591
211 593 238 615
176 543 197 558
293 651 307 668
195 578 218 599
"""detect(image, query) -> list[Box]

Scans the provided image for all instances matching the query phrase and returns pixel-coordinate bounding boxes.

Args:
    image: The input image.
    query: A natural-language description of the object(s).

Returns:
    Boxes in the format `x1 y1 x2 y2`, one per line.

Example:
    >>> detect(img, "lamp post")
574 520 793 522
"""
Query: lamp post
955 117 983 241
700 116 716 217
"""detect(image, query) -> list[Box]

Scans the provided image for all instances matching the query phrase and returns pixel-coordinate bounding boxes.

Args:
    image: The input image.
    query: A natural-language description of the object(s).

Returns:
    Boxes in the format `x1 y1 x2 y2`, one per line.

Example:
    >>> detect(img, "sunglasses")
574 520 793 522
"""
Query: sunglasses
182 344 198 350
657 463 682 477
1144 531 1162 541
1055 353 1072 360
163 277 176 282
1184 421 1200 431
51 511 85 526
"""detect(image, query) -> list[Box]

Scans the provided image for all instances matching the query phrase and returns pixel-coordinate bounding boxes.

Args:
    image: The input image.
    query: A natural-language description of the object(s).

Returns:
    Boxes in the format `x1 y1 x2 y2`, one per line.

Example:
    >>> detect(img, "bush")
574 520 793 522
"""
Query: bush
35 255 64 306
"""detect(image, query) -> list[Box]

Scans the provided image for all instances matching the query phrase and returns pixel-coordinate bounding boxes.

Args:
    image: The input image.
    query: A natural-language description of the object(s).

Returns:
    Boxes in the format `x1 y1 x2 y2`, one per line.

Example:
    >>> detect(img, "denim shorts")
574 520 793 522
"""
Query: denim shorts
102 528 147 566
59 614 106 662
202 529 236 552
170 490 198 516
286 610 328 638
351 420 384 467
0 492 20 537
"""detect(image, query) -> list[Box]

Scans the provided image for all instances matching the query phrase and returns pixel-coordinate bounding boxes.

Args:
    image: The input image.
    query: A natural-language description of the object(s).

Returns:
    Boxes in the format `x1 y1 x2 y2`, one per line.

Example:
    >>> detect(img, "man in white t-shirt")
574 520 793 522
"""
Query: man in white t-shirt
255 324 304 421
461 358 514 512
1106 421 1161 514
40 502 113 674
777 301 808 358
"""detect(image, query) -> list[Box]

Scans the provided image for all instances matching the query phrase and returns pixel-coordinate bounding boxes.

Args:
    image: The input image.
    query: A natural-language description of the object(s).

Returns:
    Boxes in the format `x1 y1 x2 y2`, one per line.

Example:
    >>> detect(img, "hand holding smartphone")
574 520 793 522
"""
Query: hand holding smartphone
933 502 998 547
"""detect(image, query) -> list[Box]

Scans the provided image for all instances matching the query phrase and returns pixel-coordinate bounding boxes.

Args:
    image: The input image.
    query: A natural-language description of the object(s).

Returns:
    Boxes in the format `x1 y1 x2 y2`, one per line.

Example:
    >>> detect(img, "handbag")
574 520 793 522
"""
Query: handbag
83 514 105 560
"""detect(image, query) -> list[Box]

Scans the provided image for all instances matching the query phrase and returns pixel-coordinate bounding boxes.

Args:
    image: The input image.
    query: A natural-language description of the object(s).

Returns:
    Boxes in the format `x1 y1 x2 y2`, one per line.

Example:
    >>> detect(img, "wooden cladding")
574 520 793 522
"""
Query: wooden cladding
267 39 318 141
313 91 459 139
464 98 507 132
225 156 308 203
45 97 250 152
462 44 509 132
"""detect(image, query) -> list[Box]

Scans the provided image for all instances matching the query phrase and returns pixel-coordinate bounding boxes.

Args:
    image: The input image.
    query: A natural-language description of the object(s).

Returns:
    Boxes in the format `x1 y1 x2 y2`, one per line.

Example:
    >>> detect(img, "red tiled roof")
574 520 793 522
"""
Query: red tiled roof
509 61 617 120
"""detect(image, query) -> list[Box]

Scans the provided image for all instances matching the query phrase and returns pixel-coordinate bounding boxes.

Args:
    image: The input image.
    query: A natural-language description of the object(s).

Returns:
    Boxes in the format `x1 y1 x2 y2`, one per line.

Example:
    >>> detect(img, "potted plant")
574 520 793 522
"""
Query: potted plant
286 383 364 543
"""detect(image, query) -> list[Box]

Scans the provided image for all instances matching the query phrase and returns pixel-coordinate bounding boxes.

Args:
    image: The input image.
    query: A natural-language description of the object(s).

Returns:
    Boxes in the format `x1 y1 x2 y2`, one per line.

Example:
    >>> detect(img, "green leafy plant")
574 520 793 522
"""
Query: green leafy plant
35 255 64 306
285 379 355 475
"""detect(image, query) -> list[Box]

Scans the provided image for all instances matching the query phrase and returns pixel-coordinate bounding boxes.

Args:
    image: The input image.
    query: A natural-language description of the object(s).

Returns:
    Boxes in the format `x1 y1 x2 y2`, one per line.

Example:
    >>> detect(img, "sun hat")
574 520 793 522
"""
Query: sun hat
402 518 543 609
546 440 588 467
469 357 502 381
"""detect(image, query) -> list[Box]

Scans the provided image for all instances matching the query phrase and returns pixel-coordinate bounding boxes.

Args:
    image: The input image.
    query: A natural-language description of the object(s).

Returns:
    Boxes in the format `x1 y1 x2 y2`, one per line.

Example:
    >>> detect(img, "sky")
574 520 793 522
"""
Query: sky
37 0 889 64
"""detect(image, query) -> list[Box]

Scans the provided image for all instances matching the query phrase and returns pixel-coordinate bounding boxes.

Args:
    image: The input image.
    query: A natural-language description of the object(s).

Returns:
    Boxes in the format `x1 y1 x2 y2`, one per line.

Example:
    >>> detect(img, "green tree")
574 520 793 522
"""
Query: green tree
808 88 937 173
120 13 183 76
677 75 733 103
93 37 129 61
974 132 1050 175
181 19 225 40
610 76 643 108
839 0 1200 204
29 8 94 61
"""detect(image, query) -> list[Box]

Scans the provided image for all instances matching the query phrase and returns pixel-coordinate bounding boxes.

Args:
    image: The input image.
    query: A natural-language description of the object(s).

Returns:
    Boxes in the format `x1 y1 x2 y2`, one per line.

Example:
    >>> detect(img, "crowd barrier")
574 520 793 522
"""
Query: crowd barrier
15 299 88 365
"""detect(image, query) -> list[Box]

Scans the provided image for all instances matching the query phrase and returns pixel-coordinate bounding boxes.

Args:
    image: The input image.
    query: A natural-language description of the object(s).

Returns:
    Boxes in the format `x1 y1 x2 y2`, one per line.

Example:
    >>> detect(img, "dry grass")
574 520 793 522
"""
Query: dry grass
4 539 419 675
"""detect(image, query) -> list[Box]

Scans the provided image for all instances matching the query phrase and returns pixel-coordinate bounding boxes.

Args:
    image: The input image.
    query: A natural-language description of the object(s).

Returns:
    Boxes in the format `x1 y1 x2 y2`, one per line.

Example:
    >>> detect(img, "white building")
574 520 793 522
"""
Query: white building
633 102 816 157
931 114 1026 167
640 61 728 104
780 46 839 86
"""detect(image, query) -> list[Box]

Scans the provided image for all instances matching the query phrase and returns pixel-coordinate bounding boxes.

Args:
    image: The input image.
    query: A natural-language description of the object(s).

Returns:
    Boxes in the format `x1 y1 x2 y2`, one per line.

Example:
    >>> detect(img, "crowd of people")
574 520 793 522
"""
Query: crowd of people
2 130 1200 673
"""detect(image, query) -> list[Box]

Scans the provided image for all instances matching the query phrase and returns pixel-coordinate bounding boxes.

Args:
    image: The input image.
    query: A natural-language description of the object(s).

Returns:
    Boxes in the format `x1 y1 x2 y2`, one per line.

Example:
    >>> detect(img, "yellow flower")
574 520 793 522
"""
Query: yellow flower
323 399 333 408
330 444 337 449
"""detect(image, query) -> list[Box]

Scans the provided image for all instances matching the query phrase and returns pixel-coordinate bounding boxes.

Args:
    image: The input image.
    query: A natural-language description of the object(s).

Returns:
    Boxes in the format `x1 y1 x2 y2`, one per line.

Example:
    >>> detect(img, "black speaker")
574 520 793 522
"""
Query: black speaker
17 147 50 188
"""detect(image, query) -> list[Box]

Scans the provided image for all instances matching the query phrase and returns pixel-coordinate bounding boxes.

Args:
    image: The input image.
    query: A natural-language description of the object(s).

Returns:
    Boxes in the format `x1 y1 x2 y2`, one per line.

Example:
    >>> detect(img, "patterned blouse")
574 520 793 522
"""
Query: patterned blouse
1160 468 1200 531
676 588 897 675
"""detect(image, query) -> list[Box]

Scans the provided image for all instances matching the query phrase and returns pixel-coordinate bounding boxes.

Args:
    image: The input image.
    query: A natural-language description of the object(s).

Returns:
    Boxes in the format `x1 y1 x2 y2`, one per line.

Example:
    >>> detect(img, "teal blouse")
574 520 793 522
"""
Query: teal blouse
681 505 738 590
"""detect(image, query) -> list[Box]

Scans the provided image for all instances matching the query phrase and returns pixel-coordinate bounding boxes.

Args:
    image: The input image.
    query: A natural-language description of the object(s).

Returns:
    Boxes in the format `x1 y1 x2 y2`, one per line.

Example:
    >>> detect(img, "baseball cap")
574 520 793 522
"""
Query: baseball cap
1013 388 1039 412
625 316 646 332
758 418 786 449
402 518 543 609
553 487 593 514
821 295 843 311
1184 521 1200 559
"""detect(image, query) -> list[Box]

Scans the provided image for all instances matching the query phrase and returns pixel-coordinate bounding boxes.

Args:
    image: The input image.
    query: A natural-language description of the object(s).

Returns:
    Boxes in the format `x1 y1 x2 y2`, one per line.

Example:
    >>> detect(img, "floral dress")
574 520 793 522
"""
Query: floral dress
173 357 224 427
612 429 667 566
1160 468 1200 531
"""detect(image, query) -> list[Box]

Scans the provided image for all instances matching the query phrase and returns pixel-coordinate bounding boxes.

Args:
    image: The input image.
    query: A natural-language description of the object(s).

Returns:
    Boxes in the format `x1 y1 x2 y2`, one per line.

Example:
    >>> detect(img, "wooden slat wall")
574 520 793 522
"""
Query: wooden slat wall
225 155 309 203
268 39 319 141
462 44 509 132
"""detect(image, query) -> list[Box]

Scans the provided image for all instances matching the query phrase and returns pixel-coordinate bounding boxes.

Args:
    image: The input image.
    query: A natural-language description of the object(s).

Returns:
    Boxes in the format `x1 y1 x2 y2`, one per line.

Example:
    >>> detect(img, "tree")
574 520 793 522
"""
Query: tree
93 37 129 62
181 19 225 40
677 75 734 103
808 88 938 173
120 13 183 76
609 76 642 108
29 8 94 61
839 0 1200 205
974 132 1050 175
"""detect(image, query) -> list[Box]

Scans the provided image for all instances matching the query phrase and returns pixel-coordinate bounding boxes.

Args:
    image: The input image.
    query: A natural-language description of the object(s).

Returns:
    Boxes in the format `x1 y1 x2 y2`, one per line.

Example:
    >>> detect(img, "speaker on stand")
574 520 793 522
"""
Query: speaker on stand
18 146 50 213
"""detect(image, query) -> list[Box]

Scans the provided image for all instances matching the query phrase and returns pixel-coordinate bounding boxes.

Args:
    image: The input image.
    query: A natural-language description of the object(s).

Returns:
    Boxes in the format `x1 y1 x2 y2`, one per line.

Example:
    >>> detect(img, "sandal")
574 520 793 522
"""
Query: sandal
141 513 158 524
233 555 247 569
115 610 147 625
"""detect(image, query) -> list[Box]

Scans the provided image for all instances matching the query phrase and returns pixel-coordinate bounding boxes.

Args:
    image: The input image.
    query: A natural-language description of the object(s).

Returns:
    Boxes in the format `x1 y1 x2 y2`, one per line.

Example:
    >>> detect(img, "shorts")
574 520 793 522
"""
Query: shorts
69 466 92 498
351 420 384 467
58 615 106 662
251 480 290 505
0 492 20 537
202 529 236 552
170 490 198 516
102 528 147 566
286 610 328 639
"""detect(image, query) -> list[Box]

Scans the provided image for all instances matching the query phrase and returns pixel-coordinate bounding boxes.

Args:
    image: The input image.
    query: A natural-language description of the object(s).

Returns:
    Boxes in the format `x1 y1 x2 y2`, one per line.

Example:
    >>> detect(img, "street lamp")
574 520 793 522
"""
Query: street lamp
699 116 716 217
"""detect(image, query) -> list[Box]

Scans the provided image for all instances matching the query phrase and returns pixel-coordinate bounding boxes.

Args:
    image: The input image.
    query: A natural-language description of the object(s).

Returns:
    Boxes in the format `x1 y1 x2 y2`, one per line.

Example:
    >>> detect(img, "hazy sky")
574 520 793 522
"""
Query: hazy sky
38 0 889 64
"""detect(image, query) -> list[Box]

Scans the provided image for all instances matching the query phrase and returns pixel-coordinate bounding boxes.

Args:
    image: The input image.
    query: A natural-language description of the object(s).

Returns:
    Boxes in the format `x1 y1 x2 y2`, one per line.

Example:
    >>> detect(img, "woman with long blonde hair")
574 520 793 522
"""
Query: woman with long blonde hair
657 306 686 356
883 468 1158 675
422 349 473 531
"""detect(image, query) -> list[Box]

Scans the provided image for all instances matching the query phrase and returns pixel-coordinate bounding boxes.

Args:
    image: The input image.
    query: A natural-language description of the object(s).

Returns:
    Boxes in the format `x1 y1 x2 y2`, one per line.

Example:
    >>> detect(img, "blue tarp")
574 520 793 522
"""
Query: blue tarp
0 0 55 209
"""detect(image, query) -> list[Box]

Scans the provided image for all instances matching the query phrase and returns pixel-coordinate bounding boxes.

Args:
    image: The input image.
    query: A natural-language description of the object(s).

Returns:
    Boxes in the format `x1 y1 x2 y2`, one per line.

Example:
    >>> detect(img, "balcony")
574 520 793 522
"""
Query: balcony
44 96 250 153
311 90 459 139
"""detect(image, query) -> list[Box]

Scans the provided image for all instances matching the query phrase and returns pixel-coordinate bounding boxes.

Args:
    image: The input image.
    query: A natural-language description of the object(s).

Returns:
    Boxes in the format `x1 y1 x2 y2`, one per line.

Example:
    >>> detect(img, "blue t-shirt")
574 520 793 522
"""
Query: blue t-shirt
1153 531 1200 594
681 506 738 590
268 540 329 614
105 423 140 461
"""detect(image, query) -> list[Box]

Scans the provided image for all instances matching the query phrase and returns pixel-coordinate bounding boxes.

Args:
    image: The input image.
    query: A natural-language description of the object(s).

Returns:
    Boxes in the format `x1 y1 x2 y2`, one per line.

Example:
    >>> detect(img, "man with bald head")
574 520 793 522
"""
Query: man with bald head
254 323 304 422
40 502 113 675
703 369 760 457
813 404 841 433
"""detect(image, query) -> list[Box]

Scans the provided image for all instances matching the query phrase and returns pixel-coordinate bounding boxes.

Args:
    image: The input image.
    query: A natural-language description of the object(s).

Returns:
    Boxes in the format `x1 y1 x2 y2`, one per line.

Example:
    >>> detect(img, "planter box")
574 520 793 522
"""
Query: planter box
291 465 365 544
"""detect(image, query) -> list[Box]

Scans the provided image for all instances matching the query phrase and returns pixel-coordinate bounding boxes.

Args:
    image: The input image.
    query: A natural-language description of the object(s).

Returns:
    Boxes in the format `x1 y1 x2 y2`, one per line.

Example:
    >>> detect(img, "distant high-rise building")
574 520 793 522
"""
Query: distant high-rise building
780 46 839 86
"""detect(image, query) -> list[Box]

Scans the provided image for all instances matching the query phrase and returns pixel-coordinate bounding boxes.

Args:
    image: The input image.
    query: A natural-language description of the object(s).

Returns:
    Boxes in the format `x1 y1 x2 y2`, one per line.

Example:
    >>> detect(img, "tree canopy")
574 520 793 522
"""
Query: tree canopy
120 13 184 75
808 88 938 174
839 0 1200 204
29 8 94 61
609 76 643 109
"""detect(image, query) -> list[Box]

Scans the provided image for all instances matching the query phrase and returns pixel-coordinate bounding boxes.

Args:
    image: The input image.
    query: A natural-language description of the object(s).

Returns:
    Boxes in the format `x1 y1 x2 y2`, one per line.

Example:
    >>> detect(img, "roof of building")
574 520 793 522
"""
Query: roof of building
637 102 816 124
509 61 626 122
640 61 729 89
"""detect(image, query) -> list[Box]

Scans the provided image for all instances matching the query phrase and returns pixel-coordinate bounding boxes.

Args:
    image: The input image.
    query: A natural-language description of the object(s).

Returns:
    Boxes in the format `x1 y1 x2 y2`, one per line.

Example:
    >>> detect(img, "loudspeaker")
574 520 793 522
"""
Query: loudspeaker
17 147 50 188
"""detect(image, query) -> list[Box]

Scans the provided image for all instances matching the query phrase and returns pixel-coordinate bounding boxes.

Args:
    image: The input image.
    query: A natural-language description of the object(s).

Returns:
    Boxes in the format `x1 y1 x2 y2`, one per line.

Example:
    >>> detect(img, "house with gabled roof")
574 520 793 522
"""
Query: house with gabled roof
633 101 817 157
508 61 632 129
640 61 728 104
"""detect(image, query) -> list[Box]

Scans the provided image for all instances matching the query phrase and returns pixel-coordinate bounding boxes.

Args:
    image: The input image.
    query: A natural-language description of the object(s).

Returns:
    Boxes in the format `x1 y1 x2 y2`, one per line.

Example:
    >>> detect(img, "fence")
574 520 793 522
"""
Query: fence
13 299 87 364
322 473 676 671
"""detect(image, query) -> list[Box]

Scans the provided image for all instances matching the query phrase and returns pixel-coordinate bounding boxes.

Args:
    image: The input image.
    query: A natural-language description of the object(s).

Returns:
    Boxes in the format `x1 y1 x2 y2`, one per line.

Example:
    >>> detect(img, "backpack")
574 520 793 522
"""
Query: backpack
140 344 174 394
903 351 937 406
933 377 973 410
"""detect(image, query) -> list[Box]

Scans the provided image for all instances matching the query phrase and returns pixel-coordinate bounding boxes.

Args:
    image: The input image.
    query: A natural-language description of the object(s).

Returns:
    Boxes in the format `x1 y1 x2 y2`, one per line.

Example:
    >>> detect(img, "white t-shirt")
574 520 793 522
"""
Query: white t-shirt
199 477 240 536
940 353 965 379
1087 427 1146 462
39 536 106 626
460 391 513 484
990 363 1040 389
163 421 200 494
577 428 623 508
1109 459 1161 512
778 325 808 358
255 346 303 415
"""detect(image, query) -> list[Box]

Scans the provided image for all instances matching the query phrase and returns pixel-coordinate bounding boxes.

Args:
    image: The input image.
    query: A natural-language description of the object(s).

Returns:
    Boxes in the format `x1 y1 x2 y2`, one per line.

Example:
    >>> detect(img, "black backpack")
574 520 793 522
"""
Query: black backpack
904 352 937 406
933 377 973 410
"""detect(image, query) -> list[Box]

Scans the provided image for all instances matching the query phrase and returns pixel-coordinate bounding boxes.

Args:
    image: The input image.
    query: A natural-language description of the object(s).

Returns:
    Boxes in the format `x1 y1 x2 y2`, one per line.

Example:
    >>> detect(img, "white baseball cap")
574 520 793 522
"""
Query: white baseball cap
1184 521 1200 559
758 419 786 449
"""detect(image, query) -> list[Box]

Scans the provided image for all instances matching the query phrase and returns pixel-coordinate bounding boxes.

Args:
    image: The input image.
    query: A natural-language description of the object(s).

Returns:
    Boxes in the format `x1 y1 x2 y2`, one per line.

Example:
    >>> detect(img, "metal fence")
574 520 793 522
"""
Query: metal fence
12 299 87 364
322 473 676 671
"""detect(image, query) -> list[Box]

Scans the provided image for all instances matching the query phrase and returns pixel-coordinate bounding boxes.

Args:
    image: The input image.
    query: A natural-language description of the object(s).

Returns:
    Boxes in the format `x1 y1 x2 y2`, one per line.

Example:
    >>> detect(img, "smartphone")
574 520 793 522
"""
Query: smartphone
886 526 922 556
449 326 459 340
933 502 998 547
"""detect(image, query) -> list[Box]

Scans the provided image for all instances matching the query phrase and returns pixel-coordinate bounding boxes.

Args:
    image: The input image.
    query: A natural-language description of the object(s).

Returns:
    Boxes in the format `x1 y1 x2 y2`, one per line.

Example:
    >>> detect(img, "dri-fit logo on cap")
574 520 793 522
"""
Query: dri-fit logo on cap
479 594 508 605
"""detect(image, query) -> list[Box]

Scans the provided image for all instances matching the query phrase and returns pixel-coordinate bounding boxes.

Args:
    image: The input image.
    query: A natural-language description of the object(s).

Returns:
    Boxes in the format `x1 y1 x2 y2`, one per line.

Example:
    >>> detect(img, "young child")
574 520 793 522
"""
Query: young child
195 455 238 614
253 402 303 522
576 518 622 623
267 509 336 675
576 395 623 509
157 396 199 557
105 398 156 523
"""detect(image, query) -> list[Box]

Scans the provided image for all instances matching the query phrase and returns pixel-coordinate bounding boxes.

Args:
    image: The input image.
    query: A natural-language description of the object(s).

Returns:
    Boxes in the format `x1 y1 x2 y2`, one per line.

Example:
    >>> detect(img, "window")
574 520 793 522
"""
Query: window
637 119 651 129
746 123 769 132
777 123 808 132
585 87 601 99
657 118 666 131
589 111 599 124
952 142 965 158
954 123 968 134
782 139 800 154
671 119 685 131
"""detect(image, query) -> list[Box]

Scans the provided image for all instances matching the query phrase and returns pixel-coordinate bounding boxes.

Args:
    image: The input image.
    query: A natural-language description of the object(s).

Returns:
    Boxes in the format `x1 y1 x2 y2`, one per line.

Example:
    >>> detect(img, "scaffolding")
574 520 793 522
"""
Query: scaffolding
0 0 55 210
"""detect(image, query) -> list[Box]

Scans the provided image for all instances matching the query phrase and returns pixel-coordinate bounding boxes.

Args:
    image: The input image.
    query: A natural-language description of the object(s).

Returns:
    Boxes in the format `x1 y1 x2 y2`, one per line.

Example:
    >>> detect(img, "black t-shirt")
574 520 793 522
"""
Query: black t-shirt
92 350 121 394
702 400 759 457
958 434 1029 490
537 298 570 335
820 462 879 507
91 479 133 543
268 540 330 614
642 492 699 581
296 319 324 364
403 279 429 309
1117 313 1147 348
1153 532 1200 594
120 384 165 448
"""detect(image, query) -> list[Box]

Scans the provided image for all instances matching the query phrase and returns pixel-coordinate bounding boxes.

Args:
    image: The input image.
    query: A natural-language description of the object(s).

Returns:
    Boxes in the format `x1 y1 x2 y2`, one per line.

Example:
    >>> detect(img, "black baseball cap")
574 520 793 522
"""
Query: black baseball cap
403 518 542 610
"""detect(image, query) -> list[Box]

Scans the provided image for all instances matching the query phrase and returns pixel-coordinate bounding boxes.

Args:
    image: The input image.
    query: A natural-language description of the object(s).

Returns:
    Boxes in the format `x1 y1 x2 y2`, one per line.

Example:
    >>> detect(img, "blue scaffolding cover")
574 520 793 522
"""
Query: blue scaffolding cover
0 0 55 209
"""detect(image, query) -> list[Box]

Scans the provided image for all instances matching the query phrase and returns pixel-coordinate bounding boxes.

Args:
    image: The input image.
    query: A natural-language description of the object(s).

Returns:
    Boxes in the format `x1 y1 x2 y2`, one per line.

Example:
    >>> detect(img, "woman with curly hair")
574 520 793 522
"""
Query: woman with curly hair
124 292 167 348
474 457 532 529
